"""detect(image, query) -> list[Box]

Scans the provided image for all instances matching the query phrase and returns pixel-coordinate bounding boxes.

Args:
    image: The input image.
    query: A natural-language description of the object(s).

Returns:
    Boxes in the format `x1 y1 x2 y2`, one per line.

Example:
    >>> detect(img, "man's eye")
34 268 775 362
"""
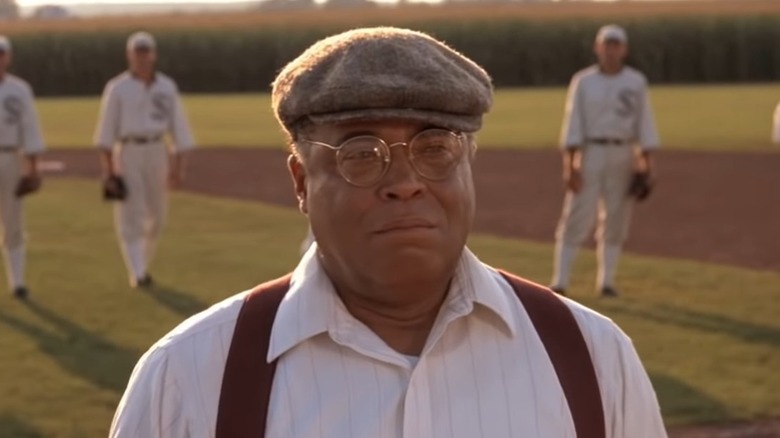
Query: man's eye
419 144 447 154
343 148 379 161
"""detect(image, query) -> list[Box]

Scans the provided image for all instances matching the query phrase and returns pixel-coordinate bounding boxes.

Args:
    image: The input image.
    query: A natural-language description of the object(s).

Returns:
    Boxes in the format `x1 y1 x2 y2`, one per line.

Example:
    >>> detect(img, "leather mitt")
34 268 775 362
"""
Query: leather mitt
15 175 42 198
628 172 653 202
103 175 128 201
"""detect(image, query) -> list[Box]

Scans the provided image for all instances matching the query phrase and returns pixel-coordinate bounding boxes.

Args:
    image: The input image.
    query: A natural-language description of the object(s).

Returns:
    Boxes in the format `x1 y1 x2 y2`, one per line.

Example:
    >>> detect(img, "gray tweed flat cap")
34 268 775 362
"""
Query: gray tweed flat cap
272 27 493 136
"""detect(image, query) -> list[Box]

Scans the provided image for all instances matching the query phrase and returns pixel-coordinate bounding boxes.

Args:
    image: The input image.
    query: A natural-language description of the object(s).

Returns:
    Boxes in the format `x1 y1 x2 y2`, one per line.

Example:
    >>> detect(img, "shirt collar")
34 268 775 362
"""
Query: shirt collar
446 248 518 337
267 244 518 362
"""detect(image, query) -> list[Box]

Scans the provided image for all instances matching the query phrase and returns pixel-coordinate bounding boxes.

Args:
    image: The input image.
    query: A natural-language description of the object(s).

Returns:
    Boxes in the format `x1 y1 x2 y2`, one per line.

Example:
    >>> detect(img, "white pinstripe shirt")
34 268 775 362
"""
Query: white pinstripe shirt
110 246 667 438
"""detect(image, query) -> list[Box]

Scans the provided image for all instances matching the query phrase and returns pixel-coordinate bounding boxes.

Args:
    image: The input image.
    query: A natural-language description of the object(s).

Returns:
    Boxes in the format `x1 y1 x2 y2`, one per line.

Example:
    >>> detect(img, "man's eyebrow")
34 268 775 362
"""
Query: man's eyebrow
331 126 444 145
335 130 377 144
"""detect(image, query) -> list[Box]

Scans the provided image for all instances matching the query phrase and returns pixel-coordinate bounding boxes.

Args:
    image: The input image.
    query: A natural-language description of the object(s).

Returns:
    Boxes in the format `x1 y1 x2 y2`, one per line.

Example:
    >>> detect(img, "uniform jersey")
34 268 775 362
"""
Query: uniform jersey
94 71 194 152
0 74 45 154
560 66 659 150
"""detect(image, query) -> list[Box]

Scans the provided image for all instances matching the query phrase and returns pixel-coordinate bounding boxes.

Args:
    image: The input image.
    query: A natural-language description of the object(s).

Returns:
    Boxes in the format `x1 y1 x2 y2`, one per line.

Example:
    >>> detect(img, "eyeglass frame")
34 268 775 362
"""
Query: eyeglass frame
298 128 468 187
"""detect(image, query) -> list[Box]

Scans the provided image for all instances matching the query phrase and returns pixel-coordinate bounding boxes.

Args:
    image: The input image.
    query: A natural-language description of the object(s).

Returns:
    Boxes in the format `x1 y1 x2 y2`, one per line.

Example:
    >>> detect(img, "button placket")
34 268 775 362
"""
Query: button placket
402 358 432 438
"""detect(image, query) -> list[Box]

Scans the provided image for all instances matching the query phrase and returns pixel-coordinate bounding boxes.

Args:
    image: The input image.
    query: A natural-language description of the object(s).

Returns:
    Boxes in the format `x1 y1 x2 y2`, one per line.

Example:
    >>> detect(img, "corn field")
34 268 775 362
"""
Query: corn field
5 0 780 96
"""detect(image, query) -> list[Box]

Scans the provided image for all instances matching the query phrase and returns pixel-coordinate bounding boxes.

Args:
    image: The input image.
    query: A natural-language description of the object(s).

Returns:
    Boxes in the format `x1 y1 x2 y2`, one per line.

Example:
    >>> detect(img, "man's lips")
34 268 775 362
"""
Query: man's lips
374 218 436 234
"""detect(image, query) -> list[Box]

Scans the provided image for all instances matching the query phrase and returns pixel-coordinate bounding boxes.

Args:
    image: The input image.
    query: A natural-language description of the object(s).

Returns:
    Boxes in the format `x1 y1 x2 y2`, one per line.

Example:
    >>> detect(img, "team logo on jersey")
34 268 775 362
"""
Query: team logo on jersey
616 88 639 118
3 95 22 125
151 93 172 122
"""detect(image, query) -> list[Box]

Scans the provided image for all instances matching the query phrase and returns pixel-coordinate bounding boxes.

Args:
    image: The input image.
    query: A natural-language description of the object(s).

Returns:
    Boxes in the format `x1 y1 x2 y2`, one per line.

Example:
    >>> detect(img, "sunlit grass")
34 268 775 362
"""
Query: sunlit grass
37 84 780 151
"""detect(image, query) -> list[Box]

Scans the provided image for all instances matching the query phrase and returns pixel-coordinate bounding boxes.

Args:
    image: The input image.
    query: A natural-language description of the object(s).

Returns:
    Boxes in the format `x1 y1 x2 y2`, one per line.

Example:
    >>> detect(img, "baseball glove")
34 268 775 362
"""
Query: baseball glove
103 175 128 201
628 172 653 202
15 175 42 198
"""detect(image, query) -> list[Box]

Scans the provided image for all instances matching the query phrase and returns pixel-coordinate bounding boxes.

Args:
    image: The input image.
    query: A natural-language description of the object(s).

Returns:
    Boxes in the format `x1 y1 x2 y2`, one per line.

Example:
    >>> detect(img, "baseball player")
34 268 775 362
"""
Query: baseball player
550 24 659 297
94 32 194 289
0 36 45 300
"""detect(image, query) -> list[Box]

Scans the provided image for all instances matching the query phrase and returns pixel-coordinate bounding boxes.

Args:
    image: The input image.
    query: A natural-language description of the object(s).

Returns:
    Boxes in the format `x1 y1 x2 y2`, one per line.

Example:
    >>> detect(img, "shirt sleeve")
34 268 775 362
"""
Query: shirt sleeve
94 82 120 150
772 103 780 144
19 85 45 155
109 346 189 438
637 77 660 150
560 74 585 149
168 83 195 152
568 304 667 438
611 331 667 438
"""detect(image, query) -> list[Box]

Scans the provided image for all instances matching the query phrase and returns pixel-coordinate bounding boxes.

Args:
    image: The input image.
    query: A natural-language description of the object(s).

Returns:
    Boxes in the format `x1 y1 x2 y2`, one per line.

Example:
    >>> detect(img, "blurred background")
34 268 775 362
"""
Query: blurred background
0 0 778 437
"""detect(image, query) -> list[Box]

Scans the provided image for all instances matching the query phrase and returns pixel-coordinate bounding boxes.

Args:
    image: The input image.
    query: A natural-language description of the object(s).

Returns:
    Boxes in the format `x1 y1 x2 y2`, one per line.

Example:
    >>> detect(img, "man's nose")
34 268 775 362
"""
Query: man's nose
378 146 424 201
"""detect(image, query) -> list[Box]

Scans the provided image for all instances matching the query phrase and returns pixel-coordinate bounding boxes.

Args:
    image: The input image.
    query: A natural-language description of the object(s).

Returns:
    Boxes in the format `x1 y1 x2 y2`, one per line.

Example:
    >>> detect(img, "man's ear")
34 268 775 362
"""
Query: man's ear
468 136 478 161
288 154 308 214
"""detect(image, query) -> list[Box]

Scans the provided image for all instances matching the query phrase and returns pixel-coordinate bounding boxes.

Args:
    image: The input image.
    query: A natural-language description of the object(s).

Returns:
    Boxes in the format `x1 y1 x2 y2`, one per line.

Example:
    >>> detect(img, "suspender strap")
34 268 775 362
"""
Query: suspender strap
216 271 605 438
215 274 291 438
498 270 606 438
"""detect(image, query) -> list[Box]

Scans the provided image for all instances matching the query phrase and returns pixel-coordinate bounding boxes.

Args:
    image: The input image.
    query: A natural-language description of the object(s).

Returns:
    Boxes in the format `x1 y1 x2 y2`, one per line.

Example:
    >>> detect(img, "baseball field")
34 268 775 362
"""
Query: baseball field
0 0 778 436
0 85 776 437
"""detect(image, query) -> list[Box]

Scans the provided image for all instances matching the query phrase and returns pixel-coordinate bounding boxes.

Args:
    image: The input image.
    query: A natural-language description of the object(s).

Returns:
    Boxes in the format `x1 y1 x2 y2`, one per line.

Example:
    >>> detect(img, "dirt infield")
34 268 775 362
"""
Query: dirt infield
48 148 780 272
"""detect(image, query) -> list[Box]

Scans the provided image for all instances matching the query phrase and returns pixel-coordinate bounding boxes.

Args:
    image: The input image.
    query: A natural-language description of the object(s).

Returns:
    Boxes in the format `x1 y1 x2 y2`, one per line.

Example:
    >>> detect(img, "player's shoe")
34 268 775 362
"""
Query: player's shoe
135 275 154 290
13 286 29 300
600 286 620 298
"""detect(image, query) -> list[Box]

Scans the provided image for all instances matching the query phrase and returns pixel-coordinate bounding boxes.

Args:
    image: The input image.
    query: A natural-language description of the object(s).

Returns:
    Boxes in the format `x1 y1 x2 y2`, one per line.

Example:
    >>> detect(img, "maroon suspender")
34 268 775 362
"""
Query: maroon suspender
498 271 606 438
215 275 291 438
216 272 605 438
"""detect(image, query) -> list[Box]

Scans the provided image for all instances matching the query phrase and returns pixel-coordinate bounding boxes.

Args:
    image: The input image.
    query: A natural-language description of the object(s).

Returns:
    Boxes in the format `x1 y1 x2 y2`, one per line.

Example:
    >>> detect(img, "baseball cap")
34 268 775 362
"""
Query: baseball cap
127 32 156 51
595 25 628 44
0 36 12 53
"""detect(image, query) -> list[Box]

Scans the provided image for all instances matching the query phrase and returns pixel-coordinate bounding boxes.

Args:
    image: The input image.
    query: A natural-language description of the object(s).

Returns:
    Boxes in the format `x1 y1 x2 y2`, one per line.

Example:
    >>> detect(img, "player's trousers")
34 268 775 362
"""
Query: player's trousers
113 141 168 283
553 144 635 288
0 151 27 290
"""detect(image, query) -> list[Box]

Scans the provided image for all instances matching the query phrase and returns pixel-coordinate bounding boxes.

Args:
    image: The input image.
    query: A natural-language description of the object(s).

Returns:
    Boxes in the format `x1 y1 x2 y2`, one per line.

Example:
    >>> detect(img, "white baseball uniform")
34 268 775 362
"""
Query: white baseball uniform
772 102 780 144
94 72 194 284
0 74 45 291
552 65 659 290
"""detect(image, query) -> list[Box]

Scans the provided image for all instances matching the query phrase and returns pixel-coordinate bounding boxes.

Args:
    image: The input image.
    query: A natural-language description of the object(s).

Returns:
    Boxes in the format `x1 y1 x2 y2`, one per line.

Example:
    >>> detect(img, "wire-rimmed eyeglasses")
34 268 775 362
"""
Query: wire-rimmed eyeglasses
300 128 465 187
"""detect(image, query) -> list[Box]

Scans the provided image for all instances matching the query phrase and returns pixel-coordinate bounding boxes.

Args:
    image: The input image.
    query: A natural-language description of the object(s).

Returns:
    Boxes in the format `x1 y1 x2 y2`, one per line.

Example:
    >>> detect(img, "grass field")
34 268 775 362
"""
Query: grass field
37 84 780 151
0 179 777 437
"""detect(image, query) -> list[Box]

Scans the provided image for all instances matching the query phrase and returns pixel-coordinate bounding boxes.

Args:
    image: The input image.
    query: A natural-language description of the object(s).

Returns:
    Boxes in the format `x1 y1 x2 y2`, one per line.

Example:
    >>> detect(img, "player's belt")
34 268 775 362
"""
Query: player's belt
0 145 18 152
120 134 163 145
587 137 628 146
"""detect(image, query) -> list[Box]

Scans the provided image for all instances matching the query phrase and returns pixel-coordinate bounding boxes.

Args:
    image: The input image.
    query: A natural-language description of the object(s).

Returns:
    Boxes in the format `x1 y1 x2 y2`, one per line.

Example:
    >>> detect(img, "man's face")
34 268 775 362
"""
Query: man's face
0 49 12 74
127 46 157 71
289 119 476 288
595 39 627 71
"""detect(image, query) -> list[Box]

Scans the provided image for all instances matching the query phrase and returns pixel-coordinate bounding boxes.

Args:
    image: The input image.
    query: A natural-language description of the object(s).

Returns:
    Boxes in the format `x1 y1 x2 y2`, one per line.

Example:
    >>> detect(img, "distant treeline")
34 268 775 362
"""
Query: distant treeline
9 15 780 96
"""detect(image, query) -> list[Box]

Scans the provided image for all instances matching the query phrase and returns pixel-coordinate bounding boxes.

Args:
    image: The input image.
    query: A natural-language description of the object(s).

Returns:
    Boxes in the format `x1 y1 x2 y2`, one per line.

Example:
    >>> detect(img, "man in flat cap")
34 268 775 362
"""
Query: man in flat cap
110 27 666 437
0 35 46 300
551 24 660 297
94 31 195 289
